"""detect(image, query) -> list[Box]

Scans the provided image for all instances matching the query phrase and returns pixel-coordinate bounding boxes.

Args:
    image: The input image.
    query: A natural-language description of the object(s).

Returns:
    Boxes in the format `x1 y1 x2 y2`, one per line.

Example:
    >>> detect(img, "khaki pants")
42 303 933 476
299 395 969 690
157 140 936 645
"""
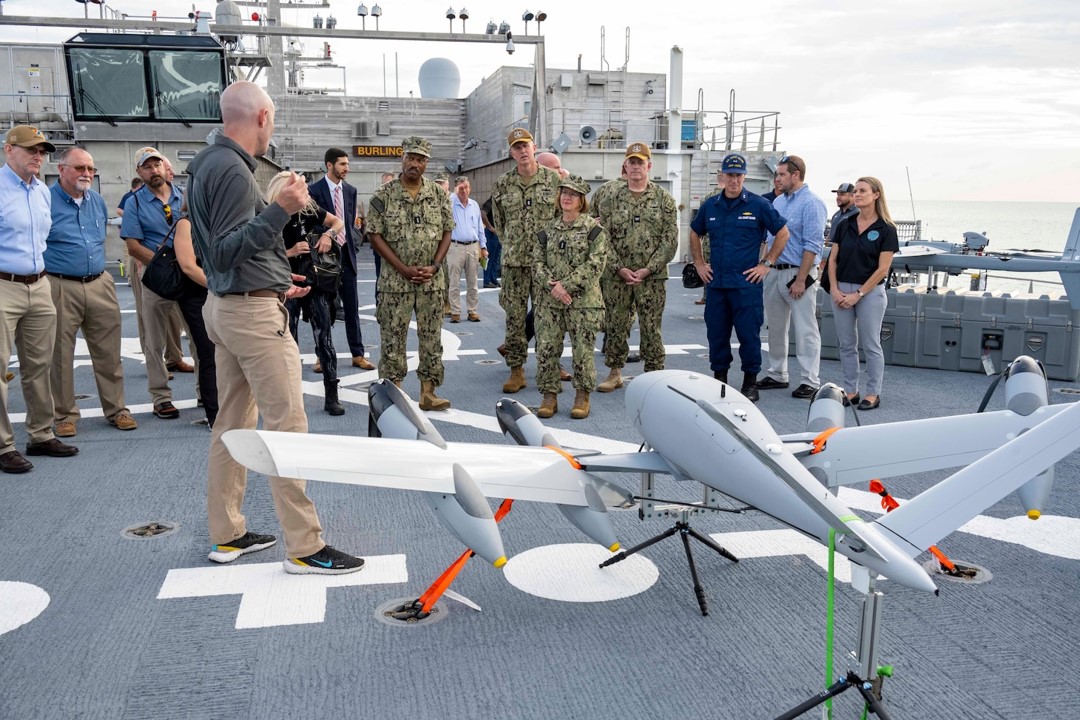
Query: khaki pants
203 293 324 558
50 273 128 423
126 255 187 365
0 276 57 452
446 241 480 315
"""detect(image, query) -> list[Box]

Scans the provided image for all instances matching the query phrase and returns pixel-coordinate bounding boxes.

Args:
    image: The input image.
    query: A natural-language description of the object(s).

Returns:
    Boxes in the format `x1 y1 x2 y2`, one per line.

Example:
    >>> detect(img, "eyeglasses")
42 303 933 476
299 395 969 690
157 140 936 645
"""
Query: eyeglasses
779 155 805 176
20 147 49 157
62 164 97 174
163 204 174 225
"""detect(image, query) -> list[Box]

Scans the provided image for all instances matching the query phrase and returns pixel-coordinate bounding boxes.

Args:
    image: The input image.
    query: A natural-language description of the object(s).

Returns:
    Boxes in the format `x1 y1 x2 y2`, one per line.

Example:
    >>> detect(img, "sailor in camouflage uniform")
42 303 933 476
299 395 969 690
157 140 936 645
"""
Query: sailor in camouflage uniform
534 175 608 420
366 136 455 410
490 128 562 394
591 143 679 391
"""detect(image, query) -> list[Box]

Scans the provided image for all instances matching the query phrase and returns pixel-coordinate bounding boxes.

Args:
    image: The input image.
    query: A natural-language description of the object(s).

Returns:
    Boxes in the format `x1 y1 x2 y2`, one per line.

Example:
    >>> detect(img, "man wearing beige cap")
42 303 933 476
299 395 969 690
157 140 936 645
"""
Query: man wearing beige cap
591 142 678 391
0 126 79 473
121 146 187 420
489 127 561 393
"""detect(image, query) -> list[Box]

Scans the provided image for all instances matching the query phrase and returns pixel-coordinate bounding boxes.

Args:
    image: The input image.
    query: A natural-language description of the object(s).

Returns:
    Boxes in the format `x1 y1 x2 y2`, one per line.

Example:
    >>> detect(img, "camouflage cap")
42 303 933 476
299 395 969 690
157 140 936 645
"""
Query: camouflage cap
625 142 651 161
402 136 432 158
558 174 590 196
5 125 56 153
507 128 533 146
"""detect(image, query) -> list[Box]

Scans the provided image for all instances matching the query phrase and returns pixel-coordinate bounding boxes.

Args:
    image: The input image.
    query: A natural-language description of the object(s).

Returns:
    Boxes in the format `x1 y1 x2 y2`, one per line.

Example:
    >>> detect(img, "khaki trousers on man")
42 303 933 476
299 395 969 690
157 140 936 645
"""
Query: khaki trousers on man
0 277 58 452
203 293 324 558
50 273 128 423
446 241 480 316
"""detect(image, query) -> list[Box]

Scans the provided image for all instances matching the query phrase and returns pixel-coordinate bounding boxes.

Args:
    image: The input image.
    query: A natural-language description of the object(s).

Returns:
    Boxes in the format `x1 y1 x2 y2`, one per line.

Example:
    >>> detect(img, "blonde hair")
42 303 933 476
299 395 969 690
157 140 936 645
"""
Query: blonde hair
266 170 318 215
856 176 895 227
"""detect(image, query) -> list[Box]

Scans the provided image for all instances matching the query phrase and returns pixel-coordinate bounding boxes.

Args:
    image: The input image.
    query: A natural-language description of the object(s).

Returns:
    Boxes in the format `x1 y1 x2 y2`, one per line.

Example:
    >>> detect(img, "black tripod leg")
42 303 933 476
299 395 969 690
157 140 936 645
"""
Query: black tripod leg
679 528 709 616
686 526 739 563
853 677 893 720
772 676 852 720
599 525 679 568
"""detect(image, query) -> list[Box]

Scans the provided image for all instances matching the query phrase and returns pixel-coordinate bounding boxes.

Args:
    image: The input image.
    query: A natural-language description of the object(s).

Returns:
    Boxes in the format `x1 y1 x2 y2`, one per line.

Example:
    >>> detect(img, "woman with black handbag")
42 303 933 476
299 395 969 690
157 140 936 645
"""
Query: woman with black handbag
267 171 348 416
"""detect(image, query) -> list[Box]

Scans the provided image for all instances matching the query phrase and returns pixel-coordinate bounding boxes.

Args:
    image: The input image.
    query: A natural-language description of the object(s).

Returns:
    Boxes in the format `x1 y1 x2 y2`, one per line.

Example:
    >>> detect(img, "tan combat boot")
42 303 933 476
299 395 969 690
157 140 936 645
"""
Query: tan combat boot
419 381 451 411
571 390 590 419
596 368 623 393
537 393 558 418
503 366 526 393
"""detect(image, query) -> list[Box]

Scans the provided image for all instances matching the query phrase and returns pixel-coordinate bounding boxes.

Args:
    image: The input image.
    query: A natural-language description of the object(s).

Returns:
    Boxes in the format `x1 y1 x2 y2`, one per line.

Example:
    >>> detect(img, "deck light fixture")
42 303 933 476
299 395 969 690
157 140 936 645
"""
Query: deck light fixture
485 18 497 34
459 7 469 32
357 3 368 29
446 7 455 31
498 19 510 35
536 10 547 33
371 3 382 30
522 9 534 34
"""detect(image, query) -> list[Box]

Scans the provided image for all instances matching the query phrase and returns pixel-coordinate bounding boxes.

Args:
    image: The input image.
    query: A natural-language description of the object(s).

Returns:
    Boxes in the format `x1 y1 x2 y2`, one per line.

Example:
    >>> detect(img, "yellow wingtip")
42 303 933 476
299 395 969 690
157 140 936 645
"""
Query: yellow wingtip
1027 510 1041 520
493 556 508 569
608 542 621 552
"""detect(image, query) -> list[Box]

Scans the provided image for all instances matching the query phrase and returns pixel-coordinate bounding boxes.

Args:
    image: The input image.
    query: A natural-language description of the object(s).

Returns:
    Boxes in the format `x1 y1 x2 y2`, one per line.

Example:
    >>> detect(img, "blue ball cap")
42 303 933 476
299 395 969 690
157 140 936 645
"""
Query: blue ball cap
721 153 748 174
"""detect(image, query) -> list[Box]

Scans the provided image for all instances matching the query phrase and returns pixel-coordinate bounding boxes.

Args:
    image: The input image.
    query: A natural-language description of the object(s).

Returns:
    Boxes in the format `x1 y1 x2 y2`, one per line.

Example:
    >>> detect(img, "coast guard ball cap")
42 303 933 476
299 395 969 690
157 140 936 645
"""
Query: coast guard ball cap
558 174 590 196
832 182 856 193
625 142 651 161
401 136 432 158
507 128 533 146
5 126 56 153
134 146 166 167
720 153 748 174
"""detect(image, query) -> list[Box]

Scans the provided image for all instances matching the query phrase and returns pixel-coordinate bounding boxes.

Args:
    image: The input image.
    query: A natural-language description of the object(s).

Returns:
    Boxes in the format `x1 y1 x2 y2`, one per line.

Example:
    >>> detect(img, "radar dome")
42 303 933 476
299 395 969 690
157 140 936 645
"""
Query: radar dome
418 58 461 99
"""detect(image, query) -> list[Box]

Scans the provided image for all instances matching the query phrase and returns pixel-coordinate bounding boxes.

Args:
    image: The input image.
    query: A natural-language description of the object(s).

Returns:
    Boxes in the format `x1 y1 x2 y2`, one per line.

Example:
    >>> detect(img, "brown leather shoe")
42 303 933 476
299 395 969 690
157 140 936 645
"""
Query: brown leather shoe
468 312 480 322
559 365 572 382
55 421 77 438
166 360 195 373
313 360 323 374
0 450 32 473
26 438 79 457
497 344 508 358
450 314 460 323
108 410 138 431
352 356 376 370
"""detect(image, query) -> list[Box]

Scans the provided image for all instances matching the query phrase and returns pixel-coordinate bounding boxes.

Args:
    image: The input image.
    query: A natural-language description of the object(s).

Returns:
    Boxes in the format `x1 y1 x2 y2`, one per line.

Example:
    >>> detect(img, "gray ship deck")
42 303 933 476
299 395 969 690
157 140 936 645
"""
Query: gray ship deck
2 261 1078 720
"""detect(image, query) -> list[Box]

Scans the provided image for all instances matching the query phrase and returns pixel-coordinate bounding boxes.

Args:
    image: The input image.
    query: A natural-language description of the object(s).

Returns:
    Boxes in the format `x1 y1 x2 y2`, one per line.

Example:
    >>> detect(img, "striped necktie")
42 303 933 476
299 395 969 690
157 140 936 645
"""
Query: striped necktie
332 185 345 245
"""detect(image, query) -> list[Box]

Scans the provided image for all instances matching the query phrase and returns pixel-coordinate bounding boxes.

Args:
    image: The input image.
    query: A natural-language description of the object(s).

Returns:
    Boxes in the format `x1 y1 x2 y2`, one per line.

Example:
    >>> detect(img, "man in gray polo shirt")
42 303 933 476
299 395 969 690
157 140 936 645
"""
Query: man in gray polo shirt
186 81 363 575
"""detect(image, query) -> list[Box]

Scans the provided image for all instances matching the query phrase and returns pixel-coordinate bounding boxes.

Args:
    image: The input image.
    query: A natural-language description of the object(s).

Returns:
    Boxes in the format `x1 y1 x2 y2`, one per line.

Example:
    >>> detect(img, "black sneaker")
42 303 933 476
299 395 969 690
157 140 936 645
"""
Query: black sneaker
284 545 365 575
208 531 277 563
791 383 818 399
756 377 789 390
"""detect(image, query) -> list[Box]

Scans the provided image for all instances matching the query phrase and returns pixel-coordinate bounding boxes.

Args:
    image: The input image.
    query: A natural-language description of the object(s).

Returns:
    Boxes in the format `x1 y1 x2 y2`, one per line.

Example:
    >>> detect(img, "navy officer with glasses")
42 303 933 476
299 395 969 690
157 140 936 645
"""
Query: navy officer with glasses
690 153 788 402
121 146 188 421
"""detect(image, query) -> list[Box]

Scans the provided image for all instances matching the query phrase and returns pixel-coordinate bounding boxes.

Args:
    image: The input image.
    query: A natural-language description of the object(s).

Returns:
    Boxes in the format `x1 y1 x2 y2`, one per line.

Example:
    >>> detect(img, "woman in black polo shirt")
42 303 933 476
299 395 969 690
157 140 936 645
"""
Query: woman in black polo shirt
827 177 898 410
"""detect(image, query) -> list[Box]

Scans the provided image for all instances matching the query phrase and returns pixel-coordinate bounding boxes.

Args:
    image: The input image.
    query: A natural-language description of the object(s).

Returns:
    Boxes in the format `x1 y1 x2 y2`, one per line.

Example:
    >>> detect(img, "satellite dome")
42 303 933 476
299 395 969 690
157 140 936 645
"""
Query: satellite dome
418 58 461 99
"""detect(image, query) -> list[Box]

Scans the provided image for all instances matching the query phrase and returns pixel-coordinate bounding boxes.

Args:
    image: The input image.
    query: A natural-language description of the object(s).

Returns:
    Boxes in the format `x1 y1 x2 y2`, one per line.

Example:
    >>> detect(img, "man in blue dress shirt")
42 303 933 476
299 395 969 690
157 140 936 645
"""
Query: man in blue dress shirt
0 126 79 473
689 153 789 402
46 147 137 438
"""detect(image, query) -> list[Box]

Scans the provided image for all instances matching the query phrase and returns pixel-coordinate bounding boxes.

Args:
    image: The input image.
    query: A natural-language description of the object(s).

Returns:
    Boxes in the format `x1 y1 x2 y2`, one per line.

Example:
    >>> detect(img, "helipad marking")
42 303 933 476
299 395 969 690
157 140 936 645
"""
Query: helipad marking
708 529 857 584
503 543 658 602
0 582 50 636
157 554 408 629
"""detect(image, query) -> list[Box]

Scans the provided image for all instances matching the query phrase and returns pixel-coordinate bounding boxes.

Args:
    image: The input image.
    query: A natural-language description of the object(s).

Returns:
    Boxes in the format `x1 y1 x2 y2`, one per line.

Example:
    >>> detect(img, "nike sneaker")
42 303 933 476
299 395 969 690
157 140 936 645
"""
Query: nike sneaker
284 545 365 575
208 531 277 563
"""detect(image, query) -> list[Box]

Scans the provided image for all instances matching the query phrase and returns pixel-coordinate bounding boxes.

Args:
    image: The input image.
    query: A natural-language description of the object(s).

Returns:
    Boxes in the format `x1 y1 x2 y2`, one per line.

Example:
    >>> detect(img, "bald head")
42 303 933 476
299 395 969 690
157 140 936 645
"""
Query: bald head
220 81 276 157
537 151 570 178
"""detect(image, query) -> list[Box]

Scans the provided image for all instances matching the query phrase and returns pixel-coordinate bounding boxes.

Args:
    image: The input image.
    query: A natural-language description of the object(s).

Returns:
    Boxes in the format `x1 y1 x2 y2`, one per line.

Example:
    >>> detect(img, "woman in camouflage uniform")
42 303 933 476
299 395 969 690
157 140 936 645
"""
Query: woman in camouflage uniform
533 175 608 419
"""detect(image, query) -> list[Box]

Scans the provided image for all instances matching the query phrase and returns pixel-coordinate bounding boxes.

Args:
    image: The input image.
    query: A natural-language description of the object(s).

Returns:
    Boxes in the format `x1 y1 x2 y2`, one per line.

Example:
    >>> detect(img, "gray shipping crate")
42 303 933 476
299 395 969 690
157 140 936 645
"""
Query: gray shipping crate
915 290 969 372
959 292 1078 381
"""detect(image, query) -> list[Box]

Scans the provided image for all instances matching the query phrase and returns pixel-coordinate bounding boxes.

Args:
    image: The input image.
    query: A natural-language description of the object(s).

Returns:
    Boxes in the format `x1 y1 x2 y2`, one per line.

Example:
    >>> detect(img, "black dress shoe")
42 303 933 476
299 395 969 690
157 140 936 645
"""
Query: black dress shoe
741 383 760 403
626 351 641 363
791 384 818 399
842 393 861 407
857 396 881 411
0 450 33 473
756 376 789 390
26 438 79 457
714 370 728 383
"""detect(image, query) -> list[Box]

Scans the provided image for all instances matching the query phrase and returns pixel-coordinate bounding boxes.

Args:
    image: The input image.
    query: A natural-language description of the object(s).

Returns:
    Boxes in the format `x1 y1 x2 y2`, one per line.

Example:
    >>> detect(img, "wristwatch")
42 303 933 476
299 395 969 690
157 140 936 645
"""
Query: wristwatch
326 228 338 242
857 289 865 297
761 259 774 268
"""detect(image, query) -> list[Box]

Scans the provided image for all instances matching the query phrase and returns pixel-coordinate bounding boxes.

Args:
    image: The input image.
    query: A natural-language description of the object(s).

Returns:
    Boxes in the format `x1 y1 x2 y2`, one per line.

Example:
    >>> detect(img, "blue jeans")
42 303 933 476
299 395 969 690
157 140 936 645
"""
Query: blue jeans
483 228 501 286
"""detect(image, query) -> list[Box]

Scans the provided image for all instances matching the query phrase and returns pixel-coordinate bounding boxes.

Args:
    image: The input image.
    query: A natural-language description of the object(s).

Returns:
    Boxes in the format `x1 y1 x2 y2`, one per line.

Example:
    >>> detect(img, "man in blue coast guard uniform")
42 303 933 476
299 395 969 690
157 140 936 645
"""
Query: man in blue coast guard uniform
690 153 789 402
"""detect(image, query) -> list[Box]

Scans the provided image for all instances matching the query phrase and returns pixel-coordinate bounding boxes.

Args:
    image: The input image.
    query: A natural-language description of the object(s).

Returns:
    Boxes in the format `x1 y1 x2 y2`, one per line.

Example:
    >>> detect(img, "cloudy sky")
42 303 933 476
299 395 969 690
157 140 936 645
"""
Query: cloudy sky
4 0 1079 203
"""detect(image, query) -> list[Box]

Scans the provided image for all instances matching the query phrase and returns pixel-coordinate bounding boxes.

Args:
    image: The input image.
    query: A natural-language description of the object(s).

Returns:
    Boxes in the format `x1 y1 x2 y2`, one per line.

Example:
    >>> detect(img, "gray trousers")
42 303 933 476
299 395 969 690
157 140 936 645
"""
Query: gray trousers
763 267 820 387
832 282 887 396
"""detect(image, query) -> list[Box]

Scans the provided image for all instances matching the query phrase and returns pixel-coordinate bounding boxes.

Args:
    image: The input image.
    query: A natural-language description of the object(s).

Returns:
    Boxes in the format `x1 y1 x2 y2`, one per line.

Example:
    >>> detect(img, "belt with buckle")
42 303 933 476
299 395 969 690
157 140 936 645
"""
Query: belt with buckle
773 263 797 270
47 271 103 283
222 289 286 302
0 270 47 284
452 240 478 245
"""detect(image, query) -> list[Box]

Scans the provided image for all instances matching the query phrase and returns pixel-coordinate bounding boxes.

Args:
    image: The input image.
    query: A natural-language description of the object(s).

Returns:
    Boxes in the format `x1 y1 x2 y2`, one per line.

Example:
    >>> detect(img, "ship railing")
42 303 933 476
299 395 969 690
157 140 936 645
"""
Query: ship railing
0 92 75 142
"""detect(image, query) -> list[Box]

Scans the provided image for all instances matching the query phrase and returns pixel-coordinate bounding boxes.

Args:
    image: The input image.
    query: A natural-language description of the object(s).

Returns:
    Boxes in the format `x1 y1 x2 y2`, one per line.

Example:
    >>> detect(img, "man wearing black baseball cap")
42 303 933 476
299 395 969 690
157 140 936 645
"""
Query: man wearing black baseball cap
829 183 858 241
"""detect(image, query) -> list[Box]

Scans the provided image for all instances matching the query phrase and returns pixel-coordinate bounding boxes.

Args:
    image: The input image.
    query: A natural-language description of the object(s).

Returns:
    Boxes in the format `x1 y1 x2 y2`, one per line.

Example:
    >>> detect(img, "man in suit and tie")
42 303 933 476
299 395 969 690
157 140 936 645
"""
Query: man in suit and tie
308 148 375 371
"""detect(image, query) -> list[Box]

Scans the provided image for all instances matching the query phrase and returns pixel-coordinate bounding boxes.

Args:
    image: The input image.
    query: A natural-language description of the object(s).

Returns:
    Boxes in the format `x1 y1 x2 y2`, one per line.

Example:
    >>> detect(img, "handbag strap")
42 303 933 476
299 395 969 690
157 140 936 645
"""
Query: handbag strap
150 222 180 261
